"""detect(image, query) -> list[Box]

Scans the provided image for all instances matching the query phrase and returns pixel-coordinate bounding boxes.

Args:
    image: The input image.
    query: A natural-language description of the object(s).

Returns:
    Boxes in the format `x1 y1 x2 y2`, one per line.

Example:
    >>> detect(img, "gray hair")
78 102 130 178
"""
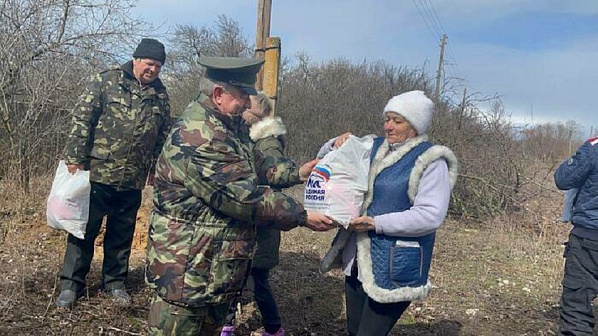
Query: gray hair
198 78 217 98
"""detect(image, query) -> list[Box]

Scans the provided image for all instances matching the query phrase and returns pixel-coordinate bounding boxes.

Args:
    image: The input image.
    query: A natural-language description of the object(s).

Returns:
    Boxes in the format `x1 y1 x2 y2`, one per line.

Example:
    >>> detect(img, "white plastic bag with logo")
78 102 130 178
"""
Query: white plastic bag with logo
46 160 91 239
304 135 374 228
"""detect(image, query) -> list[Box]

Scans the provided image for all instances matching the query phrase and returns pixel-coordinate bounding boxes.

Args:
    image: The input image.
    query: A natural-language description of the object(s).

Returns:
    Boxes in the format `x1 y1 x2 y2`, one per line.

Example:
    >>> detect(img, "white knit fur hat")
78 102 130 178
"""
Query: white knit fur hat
383 90 434 134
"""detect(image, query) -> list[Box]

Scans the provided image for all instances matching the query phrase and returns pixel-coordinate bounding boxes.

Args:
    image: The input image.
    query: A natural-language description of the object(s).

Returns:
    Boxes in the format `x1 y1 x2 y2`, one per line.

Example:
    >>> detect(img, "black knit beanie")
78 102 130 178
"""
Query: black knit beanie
133 38 166 64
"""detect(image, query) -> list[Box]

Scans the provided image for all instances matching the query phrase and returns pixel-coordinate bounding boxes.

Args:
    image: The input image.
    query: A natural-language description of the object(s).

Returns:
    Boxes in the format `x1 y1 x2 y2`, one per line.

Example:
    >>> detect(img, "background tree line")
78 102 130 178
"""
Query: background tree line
0 0 584 220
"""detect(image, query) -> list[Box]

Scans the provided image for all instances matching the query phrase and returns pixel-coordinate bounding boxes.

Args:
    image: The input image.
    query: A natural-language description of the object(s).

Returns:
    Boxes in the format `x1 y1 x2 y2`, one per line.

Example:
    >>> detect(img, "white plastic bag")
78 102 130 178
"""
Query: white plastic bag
46 160 91 239
304 135 374 228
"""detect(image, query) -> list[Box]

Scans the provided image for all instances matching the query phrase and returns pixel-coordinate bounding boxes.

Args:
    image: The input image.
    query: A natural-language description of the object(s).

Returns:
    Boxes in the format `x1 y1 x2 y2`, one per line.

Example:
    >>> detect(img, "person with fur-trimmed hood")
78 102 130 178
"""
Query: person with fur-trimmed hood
242 92 297 336
319 90 458 336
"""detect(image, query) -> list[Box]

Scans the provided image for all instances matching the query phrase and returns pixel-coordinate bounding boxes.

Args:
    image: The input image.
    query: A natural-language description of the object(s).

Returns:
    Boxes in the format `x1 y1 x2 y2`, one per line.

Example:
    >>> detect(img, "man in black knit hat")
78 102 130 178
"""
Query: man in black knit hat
55 38 171 308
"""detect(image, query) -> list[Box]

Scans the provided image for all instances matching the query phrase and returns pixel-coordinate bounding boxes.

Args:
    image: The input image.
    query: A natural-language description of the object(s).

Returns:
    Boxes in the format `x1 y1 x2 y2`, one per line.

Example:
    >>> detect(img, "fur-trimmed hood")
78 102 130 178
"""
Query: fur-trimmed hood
249 117 287 142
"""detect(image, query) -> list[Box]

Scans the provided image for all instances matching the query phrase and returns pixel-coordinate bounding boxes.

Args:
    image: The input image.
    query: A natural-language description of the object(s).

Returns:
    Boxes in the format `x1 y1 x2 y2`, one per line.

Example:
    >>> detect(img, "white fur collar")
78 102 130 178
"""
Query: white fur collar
249 117 287 141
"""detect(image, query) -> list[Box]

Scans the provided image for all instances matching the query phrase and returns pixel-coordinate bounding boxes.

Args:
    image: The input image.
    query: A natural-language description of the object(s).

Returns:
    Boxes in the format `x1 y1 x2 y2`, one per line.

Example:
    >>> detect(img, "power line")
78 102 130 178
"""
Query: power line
411 0 464 97
422 0 445 37
423 0 463 82
411 0 441 42
445 43 463 82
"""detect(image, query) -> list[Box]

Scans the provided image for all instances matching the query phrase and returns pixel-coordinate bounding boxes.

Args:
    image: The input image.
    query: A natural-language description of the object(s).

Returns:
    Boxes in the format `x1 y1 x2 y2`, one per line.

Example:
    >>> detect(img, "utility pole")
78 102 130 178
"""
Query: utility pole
255 0 282 114
255 0 272 91
434 34 447 100
262 37 281 114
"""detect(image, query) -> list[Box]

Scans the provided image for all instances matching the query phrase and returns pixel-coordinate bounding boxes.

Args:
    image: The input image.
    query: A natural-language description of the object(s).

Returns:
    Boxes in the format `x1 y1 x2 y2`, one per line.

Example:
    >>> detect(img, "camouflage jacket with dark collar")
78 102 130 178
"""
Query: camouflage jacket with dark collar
64 61 171 190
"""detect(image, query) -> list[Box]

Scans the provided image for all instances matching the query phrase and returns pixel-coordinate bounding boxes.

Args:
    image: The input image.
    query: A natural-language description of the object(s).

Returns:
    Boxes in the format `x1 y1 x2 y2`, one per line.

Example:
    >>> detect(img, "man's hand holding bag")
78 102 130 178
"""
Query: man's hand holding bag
46 160 90 239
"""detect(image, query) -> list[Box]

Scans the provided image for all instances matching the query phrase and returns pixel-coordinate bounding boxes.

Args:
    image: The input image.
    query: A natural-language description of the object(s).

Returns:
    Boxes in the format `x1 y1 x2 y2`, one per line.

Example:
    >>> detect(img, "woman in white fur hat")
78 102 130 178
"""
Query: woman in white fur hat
319 90 458 336
242 92 296 336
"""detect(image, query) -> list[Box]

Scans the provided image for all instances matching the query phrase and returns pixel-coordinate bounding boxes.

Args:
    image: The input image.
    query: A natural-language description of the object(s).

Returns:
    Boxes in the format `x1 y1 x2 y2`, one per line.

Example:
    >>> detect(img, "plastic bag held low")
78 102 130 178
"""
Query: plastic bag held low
304 135 374 228
46 160 90 239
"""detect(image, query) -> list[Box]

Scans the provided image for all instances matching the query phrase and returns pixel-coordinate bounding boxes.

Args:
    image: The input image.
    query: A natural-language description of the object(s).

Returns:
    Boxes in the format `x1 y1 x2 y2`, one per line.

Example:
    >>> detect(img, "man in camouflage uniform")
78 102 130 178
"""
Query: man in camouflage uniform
146 56 335 335
56 38 171 308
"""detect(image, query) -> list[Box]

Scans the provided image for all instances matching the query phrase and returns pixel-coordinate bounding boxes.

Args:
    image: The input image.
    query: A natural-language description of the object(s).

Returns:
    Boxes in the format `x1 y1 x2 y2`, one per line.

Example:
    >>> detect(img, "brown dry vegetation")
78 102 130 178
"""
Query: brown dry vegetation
1 5 590 335
0 164 579 335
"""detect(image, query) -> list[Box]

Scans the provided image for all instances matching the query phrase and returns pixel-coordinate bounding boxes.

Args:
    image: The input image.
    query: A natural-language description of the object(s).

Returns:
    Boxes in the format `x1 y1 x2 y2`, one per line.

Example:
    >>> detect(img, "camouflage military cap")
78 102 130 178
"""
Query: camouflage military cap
199 56 264 95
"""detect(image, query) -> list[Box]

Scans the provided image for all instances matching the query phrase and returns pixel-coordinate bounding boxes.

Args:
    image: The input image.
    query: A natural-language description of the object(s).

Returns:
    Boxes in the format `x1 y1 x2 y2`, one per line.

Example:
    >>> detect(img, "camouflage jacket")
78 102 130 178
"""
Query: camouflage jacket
251 116 301 188
146 94 305 307
64 61 171 190
250 117 300 269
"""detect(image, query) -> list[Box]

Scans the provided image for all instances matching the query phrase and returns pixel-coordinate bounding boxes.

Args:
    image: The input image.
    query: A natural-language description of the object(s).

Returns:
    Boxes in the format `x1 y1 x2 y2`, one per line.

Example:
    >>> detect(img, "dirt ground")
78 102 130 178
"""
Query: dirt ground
0 184 578 335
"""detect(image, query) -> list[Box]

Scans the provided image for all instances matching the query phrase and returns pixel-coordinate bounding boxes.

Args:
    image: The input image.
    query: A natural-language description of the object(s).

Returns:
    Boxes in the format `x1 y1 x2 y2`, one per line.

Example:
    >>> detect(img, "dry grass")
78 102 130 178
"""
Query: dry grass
0 172 53 243
0 175 579 335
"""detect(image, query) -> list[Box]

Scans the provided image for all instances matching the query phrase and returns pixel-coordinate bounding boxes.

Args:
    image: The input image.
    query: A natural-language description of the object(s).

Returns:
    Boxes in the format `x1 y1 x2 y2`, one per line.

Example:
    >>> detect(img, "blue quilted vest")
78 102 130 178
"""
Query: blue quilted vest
366 137 435 289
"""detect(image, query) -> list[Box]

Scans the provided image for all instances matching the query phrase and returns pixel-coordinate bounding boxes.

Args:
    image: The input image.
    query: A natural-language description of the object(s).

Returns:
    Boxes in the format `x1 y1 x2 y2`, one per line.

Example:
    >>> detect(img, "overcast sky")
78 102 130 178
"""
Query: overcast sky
133 0 598 134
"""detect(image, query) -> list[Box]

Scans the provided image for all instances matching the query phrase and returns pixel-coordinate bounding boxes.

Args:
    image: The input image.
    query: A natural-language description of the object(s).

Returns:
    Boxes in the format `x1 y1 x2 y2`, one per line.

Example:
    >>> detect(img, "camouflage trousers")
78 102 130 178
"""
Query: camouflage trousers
148 292 231 336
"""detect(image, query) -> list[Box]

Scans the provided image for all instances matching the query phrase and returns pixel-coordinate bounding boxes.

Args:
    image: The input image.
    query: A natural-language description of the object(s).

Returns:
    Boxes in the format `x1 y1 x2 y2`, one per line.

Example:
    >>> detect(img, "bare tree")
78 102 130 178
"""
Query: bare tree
519 120 583 161
278 56 428 160
277 55 543 219
164 15 252 117
0 0 149 191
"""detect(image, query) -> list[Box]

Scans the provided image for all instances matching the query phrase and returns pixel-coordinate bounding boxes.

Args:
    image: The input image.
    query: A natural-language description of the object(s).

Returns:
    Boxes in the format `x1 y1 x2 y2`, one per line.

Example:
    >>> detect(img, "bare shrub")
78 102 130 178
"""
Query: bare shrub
0 7 578 224
165 15 253 118
0 173 52 243
430 96 526 218
278 55 428 160
277 57 562 220
518 120 583 162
